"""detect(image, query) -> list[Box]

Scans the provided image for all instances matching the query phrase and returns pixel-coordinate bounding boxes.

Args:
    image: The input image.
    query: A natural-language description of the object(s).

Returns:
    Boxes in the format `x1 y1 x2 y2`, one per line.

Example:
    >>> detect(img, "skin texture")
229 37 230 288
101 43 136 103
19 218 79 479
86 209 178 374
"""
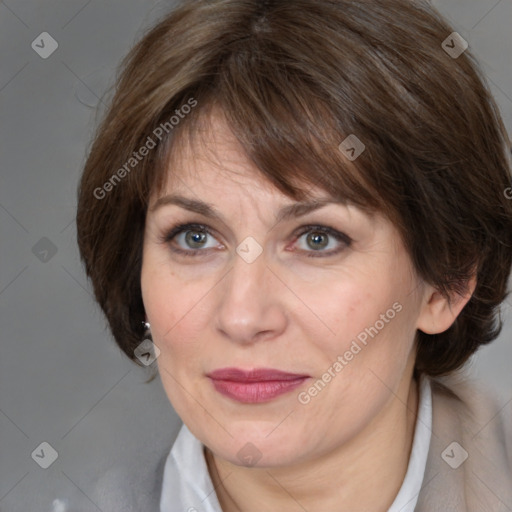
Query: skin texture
140 111 474 511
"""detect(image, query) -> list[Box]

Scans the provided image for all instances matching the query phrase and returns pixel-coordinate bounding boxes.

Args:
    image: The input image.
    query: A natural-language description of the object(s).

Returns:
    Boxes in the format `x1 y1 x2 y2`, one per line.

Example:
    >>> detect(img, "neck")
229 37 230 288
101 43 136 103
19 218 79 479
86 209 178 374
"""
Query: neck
205 373 420 512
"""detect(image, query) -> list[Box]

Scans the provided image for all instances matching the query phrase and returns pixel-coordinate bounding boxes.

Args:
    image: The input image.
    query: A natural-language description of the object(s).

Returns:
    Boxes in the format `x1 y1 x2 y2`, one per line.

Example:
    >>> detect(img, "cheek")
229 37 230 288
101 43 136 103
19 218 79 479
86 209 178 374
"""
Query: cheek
294 266 419 397
141 246 190 328
141 263 215 370
293 270 396 355
142 272 211 416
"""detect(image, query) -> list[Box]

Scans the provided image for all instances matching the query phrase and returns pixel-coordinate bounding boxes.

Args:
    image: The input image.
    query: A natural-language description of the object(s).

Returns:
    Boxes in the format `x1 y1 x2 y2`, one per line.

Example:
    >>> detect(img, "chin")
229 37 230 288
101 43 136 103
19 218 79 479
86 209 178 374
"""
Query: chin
209 428 311 468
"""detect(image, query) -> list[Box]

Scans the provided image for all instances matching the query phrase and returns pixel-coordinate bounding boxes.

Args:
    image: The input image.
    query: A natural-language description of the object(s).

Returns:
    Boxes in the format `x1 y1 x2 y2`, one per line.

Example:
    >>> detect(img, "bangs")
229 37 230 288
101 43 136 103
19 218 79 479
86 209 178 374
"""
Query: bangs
149 43 387 217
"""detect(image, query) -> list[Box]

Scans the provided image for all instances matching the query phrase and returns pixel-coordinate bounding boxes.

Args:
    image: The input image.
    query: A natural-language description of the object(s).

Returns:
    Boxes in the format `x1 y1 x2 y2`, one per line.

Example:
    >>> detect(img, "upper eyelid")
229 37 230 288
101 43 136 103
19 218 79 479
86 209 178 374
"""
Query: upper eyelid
166 222 343 238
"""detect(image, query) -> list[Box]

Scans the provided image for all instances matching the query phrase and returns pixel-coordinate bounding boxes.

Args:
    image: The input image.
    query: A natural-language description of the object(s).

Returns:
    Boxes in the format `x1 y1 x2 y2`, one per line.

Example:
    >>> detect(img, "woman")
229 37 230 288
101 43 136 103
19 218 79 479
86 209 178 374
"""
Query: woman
76 0 512 510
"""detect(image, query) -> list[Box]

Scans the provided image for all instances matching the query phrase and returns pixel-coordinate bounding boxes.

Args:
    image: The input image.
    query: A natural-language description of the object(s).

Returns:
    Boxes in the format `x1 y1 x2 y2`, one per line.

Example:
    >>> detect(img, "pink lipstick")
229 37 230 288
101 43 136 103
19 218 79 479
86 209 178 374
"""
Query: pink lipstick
207 368 309 403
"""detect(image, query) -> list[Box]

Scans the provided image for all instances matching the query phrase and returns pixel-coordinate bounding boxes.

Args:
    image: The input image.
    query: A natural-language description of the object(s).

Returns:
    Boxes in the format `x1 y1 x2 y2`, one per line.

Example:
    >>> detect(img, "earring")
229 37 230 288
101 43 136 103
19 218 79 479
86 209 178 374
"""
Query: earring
142 321 152 340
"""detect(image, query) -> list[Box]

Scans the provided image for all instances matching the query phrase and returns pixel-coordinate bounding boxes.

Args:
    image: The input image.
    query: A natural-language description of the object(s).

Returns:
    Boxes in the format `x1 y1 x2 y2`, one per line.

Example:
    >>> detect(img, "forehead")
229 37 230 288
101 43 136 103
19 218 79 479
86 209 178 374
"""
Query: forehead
164 112 267 188
157 110 329 204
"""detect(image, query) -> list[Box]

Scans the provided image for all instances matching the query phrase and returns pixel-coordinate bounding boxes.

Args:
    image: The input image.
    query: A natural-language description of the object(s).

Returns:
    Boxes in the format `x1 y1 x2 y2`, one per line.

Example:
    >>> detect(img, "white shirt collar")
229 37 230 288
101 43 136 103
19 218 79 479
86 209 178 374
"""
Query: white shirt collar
160 375 432 512
387 373 432 512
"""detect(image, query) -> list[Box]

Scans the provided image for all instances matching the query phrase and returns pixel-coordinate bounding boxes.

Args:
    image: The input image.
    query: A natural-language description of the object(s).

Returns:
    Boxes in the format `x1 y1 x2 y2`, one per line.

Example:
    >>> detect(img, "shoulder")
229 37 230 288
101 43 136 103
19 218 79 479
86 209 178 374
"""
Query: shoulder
431 373 512 444
416 373 512 512
90 436 172 511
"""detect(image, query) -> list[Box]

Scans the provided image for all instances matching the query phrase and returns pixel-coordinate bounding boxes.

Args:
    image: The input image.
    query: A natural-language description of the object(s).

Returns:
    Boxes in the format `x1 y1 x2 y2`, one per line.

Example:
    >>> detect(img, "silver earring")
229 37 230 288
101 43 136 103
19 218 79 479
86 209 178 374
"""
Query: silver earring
142 321 151 340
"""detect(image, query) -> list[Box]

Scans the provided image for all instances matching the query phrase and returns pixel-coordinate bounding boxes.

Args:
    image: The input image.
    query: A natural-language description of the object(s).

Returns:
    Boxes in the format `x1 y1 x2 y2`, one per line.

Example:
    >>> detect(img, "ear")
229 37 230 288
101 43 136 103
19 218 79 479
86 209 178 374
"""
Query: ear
416 275 477 335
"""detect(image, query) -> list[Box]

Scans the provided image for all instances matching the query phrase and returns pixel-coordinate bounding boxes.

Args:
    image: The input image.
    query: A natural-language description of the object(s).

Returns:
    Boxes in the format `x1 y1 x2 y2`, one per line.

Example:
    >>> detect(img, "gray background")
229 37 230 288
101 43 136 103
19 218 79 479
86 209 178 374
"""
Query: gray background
1 0 511 510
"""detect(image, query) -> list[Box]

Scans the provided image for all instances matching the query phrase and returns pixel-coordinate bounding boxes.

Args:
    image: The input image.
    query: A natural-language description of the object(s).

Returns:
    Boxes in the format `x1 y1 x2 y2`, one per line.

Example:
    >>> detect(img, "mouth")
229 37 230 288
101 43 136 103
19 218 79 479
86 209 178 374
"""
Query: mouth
206 367 310 404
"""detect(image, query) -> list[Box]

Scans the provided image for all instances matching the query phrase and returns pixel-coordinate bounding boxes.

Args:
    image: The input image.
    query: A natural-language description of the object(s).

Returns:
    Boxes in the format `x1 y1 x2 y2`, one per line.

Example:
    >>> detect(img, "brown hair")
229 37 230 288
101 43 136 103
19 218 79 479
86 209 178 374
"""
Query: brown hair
76 0 512 377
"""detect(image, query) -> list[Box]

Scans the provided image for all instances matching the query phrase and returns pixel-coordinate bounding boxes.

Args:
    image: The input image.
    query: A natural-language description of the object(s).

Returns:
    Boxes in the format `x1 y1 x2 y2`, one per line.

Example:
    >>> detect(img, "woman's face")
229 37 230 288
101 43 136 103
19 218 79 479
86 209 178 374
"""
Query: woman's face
141 113 428 468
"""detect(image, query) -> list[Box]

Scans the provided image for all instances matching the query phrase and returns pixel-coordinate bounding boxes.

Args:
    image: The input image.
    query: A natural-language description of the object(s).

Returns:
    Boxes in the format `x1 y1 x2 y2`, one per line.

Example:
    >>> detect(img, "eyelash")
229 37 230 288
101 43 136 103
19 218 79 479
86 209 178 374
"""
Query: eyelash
159 222 352 258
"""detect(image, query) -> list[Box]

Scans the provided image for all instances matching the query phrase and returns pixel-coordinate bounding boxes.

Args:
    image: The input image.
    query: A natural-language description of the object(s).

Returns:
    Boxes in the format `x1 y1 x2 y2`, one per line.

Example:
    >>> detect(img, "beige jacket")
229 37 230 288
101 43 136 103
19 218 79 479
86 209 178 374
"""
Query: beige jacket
416 376 512 511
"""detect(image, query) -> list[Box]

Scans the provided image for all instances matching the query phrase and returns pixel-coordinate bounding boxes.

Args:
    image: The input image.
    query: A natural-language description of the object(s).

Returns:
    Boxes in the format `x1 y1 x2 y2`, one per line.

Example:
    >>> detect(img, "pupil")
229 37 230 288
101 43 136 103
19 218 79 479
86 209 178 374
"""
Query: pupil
186 231 206 247
308 232 327 250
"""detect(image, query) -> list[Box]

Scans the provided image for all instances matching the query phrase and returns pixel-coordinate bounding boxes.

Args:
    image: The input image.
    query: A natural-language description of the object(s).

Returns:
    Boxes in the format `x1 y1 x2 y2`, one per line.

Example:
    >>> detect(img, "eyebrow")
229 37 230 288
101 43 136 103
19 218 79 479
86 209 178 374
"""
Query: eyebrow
150 194 343 224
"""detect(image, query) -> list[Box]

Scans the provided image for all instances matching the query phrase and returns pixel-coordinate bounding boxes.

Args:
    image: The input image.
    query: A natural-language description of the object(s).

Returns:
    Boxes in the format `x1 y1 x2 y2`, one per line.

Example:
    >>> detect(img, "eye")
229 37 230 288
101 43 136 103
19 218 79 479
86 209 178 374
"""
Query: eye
161 223 221 257
292 225 352 257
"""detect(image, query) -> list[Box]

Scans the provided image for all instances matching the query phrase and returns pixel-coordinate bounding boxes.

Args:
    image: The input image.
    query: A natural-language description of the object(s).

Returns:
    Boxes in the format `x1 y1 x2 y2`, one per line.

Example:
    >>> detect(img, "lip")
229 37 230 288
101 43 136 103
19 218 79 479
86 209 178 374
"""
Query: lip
207 367 310 403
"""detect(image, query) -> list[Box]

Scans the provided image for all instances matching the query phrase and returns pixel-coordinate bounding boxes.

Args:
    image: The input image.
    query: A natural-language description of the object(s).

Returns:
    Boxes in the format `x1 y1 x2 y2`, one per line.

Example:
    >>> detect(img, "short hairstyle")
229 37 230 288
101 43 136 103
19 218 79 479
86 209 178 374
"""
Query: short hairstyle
76 0 512 377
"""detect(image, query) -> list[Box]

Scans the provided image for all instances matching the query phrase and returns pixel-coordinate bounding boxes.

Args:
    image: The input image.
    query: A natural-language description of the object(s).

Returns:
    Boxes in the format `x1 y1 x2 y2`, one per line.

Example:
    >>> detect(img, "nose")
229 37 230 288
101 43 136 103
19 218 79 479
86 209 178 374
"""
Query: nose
214 248 288 345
